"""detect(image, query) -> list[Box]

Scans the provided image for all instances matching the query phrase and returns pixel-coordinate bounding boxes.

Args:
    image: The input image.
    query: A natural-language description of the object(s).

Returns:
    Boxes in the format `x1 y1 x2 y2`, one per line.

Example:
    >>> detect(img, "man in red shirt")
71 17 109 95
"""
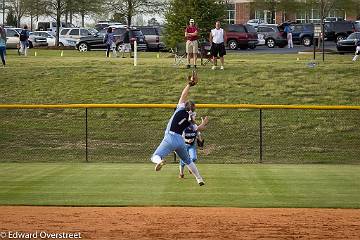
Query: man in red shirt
185 19 199 68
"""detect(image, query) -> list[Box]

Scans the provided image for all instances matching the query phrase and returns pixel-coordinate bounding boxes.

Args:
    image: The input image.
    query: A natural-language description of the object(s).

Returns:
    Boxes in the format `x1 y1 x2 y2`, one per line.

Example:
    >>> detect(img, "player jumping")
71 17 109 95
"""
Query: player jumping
150 74 209 186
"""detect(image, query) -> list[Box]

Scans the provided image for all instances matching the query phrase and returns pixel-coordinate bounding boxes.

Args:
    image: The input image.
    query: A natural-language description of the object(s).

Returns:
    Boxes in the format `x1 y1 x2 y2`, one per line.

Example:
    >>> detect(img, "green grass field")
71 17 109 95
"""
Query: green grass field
1 50 360 164
0 50 359 208
0 163 359 208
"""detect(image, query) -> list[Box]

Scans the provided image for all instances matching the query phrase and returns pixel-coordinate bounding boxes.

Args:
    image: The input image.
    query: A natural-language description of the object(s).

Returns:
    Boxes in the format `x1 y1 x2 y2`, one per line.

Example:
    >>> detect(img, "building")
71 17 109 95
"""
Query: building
225 0 358 25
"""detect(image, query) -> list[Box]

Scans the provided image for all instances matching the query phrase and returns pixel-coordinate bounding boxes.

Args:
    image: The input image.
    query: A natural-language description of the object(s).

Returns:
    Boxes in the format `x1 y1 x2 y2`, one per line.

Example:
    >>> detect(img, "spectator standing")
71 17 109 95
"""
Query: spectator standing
284 22 293 49
104 27 117 58
19 25 30 56
0 26 6 67
185 19 199 68
210 21 226 70
122 27 132 58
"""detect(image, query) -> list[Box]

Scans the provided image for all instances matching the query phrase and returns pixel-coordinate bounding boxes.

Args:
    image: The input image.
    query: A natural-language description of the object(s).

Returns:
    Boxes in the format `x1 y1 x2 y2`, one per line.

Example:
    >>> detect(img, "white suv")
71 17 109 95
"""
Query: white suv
60 28 93 40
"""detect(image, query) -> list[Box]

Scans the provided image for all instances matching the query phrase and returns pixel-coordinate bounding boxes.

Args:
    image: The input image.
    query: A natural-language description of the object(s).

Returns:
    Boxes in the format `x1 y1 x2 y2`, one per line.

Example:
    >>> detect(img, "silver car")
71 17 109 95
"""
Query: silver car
60 28 93 40
5 28 48 48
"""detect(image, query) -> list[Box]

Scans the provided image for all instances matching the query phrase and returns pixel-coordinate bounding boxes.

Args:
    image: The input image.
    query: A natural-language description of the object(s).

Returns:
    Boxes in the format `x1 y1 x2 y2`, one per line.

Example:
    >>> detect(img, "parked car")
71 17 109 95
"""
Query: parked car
257 24 287 48
94 22 125 31
76 26 147 52
336 32 360 53
324 21 358 42
291 23 315 47
32 31 77 47
247 19 266 29
36 21 75 33
60 28 94 40
135 26 165 51
225 24 258 50
4 28 48 49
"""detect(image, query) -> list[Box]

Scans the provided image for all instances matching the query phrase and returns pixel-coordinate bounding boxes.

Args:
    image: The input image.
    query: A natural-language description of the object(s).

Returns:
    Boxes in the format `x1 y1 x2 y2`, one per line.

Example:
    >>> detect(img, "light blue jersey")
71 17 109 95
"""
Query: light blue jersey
152 103 192 164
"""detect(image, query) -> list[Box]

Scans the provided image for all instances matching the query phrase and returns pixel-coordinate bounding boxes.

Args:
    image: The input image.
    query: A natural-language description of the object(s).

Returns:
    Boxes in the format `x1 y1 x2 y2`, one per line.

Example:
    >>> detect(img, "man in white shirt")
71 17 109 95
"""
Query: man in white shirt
209 21 226 70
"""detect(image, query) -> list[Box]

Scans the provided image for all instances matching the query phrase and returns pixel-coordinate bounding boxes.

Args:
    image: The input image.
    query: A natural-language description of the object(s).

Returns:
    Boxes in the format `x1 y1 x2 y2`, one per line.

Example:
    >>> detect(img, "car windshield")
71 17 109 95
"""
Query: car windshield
347 33 359 40
245 25 257 33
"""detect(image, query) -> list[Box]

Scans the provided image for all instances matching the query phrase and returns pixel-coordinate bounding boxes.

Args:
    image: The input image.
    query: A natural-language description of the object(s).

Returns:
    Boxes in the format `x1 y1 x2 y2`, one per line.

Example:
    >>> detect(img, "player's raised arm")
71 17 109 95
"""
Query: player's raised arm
178 84 191 105
178 71 198 105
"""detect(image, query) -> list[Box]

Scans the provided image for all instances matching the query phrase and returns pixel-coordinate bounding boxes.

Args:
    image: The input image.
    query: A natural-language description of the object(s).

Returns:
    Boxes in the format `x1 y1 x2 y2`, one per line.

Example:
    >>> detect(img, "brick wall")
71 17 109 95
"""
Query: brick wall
236 3 251 24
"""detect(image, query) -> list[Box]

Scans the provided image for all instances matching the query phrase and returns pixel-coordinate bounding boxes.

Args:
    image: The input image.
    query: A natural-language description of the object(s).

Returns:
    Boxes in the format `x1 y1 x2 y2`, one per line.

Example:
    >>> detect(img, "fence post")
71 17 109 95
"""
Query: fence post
259 109 263 163
85 108 88 162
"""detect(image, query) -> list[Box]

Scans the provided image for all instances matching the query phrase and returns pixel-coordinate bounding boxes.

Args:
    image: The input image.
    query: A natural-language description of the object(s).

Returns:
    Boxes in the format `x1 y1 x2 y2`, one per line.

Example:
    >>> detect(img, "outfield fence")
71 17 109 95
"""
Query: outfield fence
1 104 360 164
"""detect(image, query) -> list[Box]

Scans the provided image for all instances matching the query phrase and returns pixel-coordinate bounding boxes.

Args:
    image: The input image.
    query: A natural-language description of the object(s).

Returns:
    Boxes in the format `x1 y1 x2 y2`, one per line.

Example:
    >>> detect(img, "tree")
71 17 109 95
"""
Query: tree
7 0 29 27
112 12 126 23
74 0 105 27
6 6 17 26
165 0 226 48
105 0 167 26
45 0 67 46
25 0 47 30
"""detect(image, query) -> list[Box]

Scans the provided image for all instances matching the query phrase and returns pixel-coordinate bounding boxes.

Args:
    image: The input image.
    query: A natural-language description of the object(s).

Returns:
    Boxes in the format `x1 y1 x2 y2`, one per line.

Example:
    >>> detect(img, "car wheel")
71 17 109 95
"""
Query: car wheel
302 37 312 47
249 44 256 49
58 42 64 47
28 41 33 49
228 40 238 50
336 35 346 43
78 42 89 52
266 38 275 48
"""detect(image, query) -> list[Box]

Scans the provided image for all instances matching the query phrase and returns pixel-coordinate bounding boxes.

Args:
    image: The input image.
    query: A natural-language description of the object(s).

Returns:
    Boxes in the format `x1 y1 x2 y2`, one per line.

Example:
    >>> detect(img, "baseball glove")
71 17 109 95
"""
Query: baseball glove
197 138 204 148
188 70 198 86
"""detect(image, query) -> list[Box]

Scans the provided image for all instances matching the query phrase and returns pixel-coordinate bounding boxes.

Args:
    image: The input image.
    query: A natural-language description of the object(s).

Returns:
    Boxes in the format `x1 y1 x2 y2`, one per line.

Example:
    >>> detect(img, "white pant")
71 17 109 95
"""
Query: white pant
20 41 28 56
287 33 293 48
353 46 360 61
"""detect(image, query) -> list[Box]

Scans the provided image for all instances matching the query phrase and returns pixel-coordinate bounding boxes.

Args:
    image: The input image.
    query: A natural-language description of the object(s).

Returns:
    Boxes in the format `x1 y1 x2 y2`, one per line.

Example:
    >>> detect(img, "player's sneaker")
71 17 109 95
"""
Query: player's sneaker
220 66 224 70
211 66 216 70
155 160 166 171
196 178 205 186
178 174 184 179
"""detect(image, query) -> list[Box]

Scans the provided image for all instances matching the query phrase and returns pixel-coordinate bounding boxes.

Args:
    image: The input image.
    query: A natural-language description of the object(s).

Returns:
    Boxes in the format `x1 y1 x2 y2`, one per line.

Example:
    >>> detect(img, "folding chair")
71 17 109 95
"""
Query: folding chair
199 41 212 66
171 42 187 67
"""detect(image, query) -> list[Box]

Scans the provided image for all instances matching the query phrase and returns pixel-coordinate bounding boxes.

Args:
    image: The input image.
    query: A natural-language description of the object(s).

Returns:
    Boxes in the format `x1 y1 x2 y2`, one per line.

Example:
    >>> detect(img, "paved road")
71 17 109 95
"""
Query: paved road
228 41 337 54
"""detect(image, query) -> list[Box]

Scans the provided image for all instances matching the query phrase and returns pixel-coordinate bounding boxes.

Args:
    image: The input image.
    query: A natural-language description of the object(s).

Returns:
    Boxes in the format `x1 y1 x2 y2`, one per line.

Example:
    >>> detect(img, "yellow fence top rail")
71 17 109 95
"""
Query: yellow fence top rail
1 104 360 110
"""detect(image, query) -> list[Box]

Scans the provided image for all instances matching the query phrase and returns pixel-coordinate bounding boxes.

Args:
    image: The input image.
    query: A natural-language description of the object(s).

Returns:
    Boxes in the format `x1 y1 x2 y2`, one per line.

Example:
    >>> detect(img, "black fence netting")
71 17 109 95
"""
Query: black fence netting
0 107 359 164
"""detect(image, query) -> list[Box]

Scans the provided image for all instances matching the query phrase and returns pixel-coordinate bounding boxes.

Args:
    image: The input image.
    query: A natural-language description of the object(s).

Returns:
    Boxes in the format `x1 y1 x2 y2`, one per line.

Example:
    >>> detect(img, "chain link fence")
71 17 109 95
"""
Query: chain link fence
1 105 359 164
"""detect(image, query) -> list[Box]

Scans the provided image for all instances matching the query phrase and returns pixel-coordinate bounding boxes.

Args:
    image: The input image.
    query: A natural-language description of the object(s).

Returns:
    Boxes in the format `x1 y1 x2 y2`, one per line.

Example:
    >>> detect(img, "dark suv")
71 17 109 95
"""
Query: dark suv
291 24 315 47
324 21 358 42
257 24 287 48
76 26 147 52
225 24 258 50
